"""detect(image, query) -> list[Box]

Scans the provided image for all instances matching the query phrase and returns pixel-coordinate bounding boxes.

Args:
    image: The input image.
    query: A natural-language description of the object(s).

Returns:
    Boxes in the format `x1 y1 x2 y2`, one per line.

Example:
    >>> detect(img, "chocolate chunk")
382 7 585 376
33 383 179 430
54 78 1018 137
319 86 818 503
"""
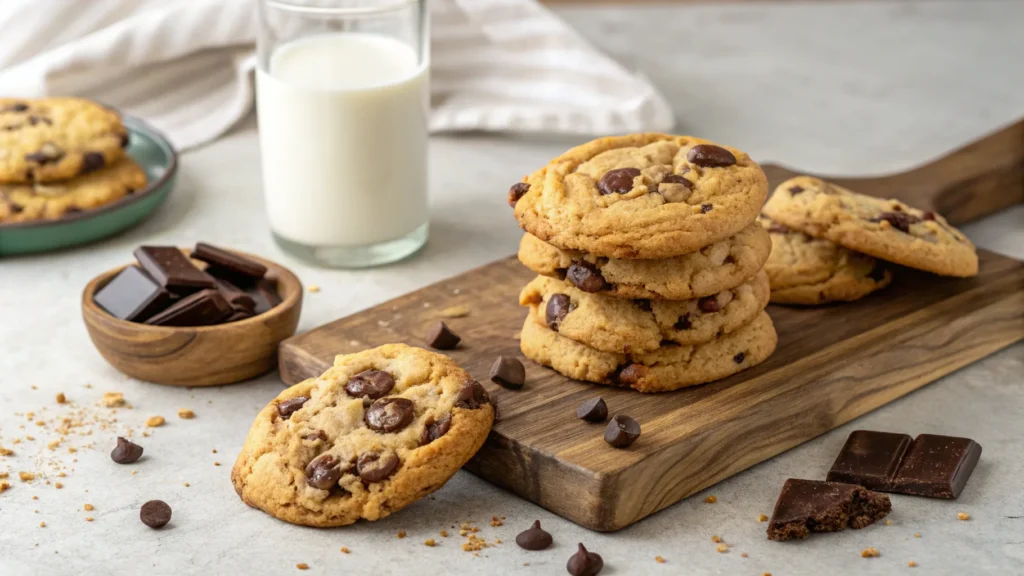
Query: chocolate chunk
700 203 713 214
25 143 64 164
134 246 215 294
891 434 982 499
420 414 452 445
733 352 745 364
93 265 174 323
246 278 282 315
576 398 608 422
192 243 267 279
566 262 607 293
515 520 553 550
872 211 921 233
3 103 29 112
110 437 144 464
489 356 525 390
597 167 641 195
455 380 490 410
425 321 461 350
225 309 254 323
144 289 232 327
364 398 415 433
304 430 327 442
604 415 640 448
766 478 891 541
357 450 400 483
687 144 736 167
697 295 721 313
508 182 530 207
674 315 692 330
614 364 645 386
545 294 574 331
81 152 105 174
567 543 604 576
212 277 256 311
305 454 343 489
277 396 309 420
827 430 911 491
789 185 805 195
140 500 172 529
661 174 692 187
345 370 395 400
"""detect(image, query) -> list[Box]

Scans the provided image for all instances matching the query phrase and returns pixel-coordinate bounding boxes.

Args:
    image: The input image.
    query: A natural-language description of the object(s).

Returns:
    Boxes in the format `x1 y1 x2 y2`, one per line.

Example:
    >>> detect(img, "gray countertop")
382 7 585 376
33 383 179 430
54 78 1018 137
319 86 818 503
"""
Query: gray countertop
2 1 1022 574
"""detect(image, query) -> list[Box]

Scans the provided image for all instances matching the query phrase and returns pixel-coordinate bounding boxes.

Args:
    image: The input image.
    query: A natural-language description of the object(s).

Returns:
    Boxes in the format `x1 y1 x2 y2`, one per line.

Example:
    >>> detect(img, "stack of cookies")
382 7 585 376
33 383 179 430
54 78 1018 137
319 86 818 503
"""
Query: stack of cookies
508 134 778 393
0 97 145 223
760 176 978 305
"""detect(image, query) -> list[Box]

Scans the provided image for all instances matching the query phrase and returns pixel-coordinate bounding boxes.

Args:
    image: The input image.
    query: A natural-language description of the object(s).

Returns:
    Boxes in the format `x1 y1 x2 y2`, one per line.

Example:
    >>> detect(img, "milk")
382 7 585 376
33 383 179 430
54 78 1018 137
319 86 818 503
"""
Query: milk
257 33 428 247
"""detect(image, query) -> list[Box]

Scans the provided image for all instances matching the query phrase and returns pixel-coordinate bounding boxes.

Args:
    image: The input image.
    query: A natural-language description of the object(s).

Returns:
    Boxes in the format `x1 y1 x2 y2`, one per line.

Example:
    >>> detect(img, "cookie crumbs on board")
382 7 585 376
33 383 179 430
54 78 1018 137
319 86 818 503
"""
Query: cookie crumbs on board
397 531 407 539
704 495 717 503
102 392 126 408
84 504 94 511
0 482 10 493
490 516 504 527
462 534 489 552
757 514 768 522
308 285 320 293
424 539 436 547
908 560 918 567
56 393 67 404
957 512 970 521
19 472 35 482
913 532 921 538
440 530 449 538
178 409 196 419
655 556 666 563
716 544 729 553
0 446 13 456
741 552 748 558
55 482 63 489
340 547 350 554
860 547 880 558
884 519 892 526
145 416 165 428
711 535 721 543
296 563 309 570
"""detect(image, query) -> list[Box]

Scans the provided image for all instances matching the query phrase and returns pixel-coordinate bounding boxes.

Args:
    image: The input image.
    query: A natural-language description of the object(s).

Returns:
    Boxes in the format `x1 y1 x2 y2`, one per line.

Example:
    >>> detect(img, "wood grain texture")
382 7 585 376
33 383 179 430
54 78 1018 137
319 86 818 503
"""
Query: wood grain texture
83 250 303 387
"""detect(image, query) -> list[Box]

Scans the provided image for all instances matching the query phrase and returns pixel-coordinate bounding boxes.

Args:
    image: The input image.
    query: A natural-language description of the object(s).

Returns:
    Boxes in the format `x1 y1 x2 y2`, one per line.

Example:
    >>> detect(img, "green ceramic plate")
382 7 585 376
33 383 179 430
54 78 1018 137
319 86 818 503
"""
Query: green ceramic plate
0 114 178 256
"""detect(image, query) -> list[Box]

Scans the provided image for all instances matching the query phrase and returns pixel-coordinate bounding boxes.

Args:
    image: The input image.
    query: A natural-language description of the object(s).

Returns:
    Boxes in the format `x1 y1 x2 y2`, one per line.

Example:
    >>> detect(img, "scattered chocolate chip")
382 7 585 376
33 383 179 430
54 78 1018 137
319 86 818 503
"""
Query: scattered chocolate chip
508 182 530 207
305 454 343 489
922 211 936 221
576 398 608 422
872 211 921 233
661 173 693 187
357 450 400 483
490 356 526 390
110 437 144 464
597 167 641 195
733 352 746 364
687 144 736 167
303 430 327 442
789 185 805 195
567 543 604 576
674 315 692 330
701 203 713 214
698 295 721 313
516 520 553 550
140 500 172 529
455 380 490 410
345 370 395 400
545 294 574 331
81 152 105 174
566 261 607 293
420 414 452 445
604 415 641 448
364 398 415 433
426 321 461 350
614 364 645 386
277 396 309 420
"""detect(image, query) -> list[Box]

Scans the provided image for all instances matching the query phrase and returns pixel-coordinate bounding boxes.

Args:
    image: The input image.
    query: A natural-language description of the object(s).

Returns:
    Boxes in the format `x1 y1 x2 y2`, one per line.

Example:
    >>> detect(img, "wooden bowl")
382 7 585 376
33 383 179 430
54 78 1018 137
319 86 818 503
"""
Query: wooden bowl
81 250 303 386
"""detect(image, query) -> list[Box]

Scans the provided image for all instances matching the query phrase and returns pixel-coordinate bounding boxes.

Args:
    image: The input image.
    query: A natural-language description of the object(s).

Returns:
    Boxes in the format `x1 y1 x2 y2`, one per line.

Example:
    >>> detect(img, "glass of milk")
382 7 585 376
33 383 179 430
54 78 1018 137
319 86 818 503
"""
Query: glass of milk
257 0 429 268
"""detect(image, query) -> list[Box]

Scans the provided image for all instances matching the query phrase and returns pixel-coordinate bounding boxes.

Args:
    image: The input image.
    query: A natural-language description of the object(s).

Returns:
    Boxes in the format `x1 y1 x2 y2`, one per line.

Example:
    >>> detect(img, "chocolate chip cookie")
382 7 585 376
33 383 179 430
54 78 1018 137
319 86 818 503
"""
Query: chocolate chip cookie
0 157 146 223
231 344 494 528
0 98 128 183
517 222 771 300
759 216 892 305
520 271 769 354
520 310 777 393
512 134 769 259
762 176 978 277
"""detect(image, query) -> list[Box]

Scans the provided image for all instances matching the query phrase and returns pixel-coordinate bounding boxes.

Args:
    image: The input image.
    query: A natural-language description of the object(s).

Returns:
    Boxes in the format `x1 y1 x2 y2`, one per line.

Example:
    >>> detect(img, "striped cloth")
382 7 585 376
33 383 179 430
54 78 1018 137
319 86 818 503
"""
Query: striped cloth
0 0 674 150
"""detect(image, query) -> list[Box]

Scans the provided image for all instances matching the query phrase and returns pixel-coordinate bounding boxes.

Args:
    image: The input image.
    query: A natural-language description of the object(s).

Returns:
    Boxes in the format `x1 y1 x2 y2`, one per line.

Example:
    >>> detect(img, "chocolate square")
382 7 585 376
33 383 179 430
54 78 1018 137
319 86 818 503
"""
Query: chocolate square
891 434 982 499
826 430 912 491
93 266 173 322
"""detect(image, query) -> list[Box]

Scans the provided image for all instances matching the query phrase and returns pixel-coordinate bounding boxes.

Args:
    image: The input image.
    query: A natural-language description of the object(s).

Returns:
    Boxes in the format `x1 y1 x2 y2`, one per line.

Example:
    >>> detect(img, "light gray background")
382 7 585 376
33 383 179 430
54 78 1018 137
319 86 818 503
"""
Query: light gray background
2 1 1022 574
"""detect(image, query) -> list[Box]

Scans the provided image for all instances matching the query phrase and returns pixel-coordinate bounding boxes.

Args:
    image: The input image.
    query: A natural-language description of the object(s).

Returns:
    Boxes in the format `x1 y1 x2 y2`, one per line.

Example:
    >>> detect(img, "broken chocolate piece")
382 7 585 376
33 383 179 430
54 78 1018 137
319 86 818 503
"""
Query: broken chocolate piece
246 278 282 315
212 277 256 311
604 415 640 448
144 289 233 327
134 246 215 294
425 321 461 350
891 434 982 499
192 242 267 279
766 478 891 541
93 265 173 322
576 398 608 423
826 430 912 491
489 356 525 390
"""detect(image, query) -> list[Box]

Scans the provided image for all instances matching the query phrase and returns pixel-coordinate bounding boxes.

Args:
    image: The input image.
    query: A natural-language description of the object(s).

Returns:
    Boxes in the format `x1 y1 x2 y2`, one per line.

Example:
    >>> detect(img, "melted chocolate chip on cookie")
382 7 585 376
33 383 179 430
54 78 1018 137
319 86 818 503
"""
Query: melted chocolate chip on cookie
508 182 530 207
455 380 490 410
364 398 415 433
420 414 452 445
598 167 641 195
357 450 400 483
545 294 575 331
305 454 344 489
277 396 309 420
566 261 607 293
345 370 395 400
687 144 736 167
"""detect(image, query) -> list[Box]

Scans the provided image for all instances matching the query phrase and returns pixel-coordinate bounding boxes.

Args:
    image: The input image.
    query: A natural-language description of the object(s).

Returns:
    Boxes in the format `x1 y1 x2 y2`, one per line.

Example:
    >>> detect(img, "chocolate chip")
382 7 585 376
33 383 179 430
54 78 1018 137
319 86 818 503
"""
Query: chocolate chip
698 295 721 313
661 173 693 187
674 315 692 330
922 211 937 221
3 103 29 112
305 454 343 489
868 263 888 282
873 211 921 233
426 321 461 350
490 356 526 390
110 437 144 464
767 222 790 234
81 152 105 174
701 203 713 214
733 352 746 364
120 133 131 148
364 397 415 433
516 520 553 550
9 203 23 214
604 415 641 448
345 370 395 400
420 414 452 445
687 144 736 167
567 543 604 576
566 261 607 293
789 185 805 195
635 299 652 312
357 450 400 483
303 430 327 442
576 398 608 422
545 294 575 331
277 396 308 420
25 143 64 164
597 167 641 195
140 500 172 529
455 380 490 410
614 364 645 386
508 182 530 207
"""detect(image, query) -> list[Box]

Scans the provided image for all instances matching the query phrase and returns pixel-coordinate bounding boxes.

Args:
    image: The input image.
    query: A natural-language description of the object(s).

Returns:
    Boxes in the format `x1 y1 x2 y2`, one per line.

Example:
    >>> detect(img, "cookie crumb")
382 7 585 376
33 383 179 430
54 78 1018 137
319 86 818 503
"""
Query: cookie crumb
56 393 67 404
212 449 217 454
711 535 721 543
716 544 728 553
47 440 61 450
884 519 892 526
178 409 195 419
490 515 503 527
84 504 94 511
957 512 970 521
340 547 350 554
0 446 13 456
145 416 165 428
757 514 768 522
655 556 666 564
397 531 407 539
308 285 320 293
55 482 63 489
184 483 190 487
512 331 521 340
39 522 46 528
908 560 917 567
440 530 449 538
214 462 221 467
439 305 471 318
0 482 10 493
296 563 308 570
913 532 921 538
861 547 880 558
19 472 35 482
704 495 717 504
740 552 748 558
102 392 125 408
461 534 489 552
424 539 436 547
85 517 94 522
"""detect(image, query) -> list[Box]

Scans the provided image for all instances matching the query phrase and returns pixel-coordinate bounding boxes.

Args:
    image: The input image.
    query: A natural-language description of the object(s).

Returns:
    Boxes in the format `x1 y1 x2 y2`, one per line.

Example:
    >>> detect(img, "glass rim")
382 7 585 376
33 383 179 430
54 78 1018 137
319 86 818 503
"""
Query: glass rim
263 0 420 16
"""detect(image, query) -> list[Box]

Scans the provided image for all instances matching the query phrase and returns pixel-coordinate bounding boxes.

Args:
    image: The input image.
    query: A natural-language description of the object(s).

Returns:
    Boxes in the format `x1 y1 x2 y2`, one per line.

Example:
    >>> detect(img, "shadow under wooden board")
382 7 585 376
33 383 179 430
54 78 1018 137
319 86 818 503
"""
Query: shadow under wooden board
279 119 1024 531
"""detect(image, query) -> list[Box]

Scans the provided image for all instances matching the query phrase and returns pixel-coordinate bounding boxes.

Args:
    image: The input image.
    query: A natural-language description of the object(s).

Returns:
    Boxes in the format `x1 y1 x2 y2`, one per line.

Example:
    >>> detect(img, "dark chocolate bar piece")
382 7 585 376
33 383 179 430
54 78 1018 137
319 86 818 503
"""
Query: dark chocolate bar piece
145 289 232 327
891 434 982 499
826 430 912 491
212 277 256 311
767 478 891 541
247 278 282 315
134 246 215 294
94 266 173 322
191 243 267 279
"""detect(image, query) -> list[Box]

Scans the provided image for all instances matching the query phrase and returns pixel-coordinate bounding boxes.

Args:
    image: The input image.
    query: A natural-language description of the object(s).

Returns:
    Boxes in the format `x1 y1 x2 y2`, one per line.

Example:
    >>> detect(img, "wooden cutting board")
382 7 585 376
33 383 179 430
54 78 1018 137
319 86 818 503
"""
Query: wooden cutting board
278 120 1024 531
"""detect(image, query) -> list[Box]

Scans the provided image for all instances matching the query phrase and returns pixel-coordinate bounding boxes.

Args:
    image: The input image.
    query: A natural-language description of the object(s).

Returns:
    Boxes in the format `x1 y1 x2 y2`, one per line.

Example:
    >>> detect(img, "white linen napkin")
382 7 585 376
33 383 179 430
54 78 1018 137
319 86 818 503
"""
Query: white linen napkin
0 0 675 151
